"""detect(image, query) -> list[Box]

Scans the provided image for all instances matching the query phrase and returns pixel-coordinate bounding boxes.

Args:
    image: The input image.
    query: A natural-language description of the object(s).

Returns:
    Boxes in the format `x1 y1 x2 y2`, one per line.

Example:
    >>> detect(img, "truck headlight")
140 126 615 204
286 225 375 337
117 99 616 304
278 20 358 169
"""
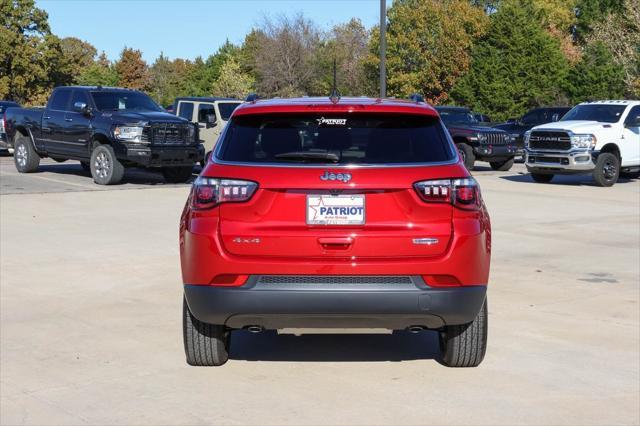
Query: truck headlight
570 134 596 149
114 126 146 143
524 131 531 148
187 124 196 142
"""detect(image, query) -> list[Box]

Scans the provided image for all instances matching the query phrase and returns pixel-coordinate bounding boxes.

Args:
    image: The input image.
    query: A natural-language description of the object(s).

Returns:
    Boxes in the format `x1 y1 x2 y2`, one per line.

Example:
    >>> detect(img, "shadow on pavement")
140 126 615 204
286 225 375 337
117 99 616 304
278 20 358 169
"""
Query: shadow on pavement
36 162 198 185
499 173 639 186
229 329 441 362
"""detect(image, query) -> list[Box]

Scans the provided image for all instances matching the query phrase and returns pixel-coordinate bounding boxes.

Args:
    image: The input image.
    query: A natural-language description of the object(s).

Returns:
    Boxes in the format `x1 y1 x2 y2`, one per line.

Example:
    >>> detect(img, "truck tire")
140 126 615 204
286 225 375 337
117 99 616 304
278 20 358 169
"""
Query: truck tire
531 173 554 183
183 296 230 366
51 157 68 163
592 152 619 187
162 166 193 183
90 144 124 185
489 158 514 171
457 143 475 170
439 299 487 368
13 134 40 173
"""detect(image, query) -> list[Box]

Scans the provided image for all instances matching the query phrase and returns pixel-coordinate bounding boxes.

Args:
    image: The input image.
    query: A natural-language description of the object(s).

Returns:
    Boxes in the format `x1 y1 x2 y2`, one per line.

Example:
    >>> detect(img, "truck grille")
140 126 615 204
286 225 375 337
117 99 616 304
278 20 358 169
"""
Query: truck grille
482 132 510 145
529 131 571 151
144 123 193 145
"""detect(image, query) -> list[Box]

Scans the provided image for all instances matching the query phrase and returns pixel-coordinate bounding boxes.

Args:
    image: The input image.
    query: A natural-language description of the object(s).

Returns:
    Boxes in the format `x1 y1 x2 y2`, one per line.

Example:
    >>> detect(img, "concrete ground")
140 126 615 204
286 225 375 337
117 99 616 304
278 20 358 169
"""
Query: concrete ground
1 156 639 425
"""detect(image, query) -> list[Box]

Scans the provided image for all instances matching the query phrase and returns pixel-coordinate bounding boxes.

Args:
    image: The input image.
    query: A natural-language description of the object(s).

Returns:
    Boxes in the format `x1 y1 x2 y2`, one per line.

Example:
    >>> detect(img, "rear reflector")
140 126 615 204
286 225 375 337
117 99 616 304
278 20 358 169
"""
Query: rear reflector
422 274 461 287
209 274 249 286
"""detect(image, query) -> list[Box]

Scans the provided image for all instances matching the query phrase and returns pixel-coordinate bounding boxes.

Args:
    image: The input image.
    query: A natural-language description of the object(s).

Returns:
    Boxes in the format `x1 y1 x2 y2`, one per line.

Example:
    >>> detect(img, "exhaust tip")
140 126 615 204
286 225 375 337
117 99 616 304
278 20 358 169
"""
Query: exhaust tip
408 326 425 333
246 325 263 333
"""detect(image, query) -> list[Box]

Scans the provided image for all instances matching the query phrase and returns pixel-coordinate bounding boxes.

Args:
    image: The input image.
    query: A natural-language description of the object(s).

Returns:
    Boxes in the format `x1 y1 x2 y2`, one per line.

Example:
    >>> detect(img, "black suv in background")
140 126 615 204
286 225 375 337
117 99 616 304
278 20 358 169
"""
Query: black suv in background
493 107 571 158
1 101 21 153
436 106 516 171
4 86 203 184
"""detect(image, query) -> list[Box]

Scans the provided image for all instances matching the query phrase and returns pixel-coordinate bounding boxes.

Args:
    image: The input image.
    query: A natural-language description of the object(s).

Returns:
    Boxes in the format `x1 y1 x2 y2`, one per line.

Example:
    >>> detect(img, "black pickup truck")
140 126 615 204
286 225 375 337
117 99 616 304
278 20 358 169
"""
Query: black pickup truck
435 106 516 171
493 106 571 158
4 86 204 184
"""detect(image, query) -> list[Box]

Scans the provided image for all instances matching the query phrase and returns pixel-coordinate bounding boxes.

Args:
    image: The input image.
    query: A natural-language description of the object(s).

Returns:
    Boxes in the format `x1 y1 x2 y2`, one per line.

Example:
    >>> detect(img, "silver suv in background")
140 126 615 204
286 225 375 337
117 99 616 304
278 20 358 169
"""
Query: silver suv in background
174 97 242 165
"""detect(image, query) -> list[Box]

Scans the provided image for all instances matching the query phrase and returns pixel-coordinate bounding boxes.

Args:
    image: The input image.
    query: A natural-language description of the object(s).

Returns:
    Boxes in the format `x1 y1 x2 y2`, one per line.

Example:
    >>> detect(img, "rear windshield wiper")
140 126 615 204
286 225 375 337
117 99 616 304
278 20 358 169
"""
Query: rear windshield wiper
274 152 339 163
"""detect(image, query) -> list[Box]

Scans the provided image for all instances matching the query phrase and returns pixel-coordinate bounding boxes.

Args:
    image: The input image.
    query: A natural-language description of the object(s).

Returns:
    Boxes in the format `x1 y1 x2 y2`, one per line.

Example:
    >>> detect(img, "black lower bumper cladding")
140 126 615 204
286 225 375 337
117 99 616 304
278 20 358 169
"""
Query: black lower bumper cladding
184 275 487 330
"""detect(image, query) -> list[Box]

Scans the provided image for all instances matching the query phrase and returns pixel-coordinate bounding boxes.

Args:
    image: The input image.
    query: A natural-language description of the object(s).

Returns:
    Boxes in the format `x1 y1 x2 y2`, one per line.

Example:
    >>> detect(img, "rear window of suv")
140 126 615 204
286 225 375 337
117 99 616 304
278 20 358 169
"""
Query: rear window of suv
218 114 455 165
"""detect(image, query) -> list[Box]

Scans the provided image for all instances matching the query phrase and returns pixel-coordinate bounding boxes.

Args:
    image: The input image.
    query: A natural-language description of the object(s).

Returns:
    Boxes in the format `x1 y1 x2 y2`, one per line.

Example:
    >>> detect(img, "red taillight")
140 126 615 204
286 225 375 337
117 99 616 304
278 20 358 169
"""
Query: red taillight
189 177 257 210
414 178 481 210
209 274 249 286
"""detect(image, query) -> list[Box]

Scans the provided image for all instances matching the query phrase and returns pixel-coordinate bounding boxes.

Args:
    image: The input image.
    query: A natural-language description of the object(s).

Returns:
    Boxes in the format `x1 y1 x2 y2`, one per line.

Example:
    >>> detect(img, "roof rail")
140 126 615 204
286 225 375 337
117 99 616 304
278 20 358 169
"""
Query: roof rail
409 93 425 103
245 93 259 102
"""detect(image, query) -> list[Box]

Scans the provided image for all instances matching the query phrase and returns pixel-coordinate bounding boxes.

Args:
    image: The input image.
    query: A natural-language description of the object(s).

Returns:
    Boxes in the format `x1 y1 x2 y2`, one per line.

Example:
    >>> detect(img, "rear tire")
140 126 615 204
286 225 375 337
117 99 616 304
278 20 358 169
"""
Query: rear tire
183 296 230 366
457 143 475 170
439 299 487 368
489 158 514 171
90 144 124 185
13 134 40 173
531 173 554 183
51 157 68 163
592 152 619 187
162 166 193 183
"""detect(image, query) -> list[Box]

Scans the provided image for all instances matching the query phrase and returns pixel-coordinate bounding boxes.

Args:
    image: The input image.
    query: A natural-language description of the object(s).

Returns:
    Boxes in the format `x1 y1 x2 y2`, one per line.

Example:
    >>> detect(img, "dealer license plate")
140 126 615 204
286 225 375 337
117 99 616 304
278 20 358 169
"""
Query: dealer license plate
306 194 365 225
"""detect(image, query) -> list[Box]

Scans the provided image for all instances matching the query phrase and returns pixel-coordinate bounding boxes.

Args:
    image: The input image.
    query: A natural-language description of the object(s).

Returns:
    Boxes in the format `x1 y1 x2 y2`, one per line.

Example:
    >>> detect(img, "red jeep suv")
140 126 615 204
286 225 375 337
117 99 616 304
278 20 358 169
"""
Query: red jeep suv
180 97 491 367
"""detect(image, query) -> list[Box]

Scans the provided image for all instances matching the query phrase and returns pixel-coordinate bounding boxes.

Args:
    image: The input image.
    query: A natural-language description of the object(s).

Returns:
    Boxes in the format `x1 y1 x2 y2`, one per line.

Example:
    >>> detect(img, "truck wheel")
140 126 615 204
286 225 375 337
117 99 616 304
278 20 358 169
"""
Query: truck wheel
489 158 514 171
13 134 40 173
90 144 124 185
439 298 487 368
457 143 475 170
162 166 193 183
531 173 554 183
183 296 230 366
593 152 619 187
51 157 68 163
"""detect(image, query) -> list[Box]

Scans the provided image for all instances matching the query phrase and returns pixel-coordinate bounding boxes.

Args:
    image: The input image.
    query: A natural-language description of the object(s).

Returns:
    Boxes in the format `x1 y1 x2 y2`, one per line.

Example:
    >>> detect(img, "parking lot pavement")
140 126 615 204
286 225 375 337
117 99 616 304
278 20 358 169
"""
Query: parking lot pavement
1 157 639 425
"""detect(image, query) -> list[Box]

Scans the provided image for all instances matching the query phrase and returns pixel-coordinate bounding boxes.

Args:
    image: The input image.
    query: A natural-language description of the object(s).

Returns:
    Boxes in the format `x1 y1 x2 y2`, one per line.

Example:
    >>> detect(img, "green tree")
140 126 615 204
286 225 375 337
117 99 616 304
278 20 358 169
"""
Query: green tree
211 57 254 98
0 0 63 104
567 42 625 101
575 0 625 40
60 37 97 83
452 0 570 121
317 18 373 96
77 52 118 87
115 47 150 90
367 0 488 103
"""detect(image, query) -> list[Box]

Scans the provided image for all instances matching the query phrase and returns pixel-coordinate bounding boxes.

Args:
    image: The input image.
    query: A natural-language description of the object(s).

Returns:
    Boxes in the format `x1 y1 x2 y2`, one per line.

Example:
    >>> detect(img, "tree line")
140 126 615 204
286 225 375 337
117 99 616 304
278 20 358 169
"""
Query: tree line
1 0 638 121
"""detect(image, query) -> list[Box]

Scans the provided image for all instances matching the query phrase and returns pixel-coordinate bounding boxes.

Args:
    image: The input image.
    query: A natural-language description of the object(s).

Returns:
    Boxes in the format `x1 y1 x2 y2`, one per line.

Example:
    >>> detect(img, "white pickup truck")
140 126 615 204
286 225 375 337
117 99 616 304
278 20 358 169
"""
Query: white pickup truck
524 100 640 187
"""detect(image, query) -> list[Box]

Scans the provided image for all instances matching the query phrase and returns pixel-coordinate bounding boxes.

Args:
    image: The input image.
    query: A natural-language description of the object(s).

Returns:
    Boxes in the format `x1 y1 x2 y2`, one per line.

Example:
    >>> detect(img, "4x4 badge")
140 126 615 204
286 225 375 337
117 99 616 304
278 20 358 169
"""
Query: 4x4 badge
320 171 352 183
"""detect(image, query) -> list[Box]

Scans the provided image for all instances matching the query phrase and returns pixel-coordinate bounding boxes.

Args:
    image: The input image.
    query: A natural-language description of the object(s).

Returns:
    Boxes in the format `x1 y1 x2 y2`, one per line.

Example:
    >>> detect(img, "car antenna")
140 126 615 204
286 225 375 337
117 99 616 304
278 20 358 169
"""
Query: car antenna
329 58 340 104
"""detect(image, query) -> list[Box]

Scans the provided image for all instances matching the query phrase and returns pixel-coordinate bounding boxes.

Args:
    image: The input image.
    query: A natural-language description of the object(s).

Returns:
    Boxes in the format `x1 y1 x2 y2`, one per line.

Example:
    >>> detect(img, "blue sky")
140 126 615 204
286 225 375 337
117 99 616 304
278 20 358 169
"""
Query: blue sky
37 0 387 63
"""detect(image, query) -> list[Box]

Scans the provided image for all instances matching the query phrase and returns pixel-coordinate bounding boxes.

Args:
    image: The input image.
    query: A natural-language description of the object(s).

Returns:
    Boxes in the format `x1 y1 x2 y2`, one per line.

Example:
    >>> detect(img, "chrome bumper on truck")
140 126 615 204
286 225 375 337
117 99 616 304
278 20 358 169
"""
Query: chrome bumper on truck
184 275 487 330
525 149 596 173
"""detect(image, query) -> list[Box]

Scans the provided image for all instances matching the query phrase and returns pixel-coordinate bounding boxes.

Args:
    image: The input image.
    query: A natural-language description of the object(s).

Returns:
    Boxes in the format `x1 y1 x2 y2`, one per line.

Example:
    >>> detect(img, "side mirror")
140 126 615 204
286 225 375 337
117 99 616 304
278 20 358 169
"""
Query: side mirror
205 114 217 128
73 101 90 116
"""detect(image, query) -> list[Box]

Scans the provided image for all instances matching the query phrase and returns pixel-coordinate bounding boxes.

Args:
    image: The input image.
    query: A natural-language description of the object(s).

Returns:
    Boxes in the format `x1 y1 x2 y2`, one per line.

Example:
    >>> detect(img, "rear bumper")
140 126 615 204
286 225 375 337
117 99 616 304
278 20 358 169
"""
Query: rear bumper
117 144 204 167
184 276 487 330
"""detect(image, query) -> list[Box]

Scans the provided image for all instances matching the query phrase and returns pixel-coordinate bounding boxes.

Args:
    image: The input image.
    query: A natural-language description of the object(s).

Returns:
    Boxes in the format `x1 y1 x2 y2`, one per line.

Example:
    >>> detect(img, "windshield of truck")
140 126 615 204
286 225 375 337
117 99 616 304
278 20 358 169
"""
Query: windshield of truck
91 91 163 112
561 104 627 123
437 109 477 125
218 113 455 165
218 102 242 120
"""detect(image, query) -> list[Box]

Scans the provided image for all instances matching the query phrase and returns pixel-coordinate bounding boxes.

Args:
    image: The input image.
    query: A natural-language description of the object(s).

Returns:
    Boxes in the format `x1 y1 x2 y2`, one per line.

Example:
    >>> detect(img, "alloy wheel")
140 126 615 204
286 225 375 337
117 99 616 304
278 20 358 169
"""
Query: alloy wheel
15 144 27 167
94 152 111 179
603 159 617 180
